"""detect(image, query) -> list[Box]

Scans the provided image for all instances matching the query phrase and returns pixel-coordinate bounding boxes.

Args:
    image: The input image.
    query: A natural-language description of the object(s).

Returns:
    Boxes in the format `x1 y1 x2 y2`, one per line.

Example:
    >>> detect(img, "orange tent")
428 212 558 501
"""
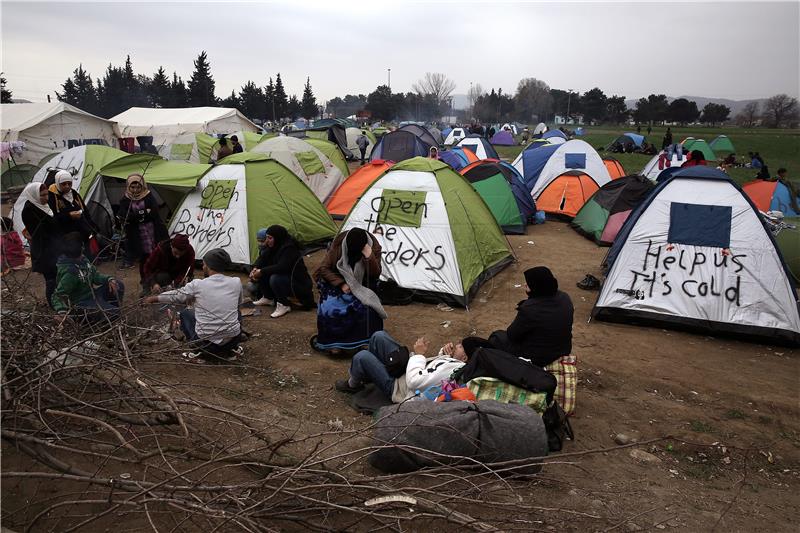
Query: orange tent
603 158 626 180
536 171 600 218
742 179 778 212
326 159 393 218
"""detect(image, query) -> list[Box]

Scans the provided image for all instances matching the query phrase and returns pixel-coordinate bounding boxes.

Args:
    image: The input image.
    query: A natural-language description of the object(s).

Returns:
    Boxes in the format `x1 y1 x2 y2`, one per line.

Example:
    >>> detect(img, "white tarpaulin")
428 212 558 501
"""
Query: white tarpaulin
1 103 117 165
111 107 257 148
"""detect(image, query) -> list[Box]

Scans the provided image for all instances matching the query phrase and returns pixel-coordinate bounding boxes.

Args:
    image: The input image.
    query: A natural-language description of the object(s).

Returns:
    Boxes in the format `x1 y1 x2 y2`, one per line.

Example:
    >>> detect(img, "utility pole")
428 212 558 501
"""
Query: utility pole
387 68 391 91
566 89 573 124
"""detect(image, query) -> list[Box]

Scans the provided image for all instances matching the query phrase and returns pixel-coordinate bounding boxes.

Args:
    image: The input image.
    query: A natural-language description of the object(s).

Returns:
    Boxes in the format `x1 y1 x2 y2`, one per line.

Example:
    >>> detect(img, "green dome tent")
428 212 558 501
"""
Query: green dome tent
1 163 38 193
305 138 350 178
709 135 736 155
340 157 513 305
775 217 800 285
681 138 716 161
170 159 337 265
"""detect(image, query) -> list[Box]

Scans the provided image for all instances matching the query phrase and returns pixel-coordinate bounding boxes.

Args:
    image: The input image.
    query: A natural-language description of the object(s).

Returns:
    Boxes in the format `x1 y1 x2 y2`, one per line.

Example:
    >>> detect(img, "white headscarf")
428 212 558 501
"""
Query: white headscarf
54 170 74 202
21 182 52 216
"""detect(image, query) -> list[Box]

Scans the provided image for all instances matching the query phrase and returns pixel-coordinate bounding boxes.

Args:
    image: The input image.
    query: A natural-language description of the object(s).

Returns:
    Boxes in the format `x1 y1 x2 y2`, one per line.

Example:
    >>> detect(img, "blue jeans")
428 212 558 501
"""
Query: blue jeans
75 280 125 324
666 143 683 162
349 331 400 398
179 308 242 360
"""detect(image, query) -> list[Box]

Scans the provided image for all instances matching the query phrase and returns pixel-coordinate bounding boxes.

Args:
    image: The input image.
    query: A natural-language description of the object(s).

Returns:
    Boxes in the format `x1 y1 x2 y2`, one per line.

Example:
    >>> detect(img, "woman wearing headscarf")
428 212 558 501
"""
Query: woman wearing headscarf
247 225 315 318
117 174 168 274
141 234 195 295
313 227 386 354
48 169 95 247
20 182 59 306
462 266 574 367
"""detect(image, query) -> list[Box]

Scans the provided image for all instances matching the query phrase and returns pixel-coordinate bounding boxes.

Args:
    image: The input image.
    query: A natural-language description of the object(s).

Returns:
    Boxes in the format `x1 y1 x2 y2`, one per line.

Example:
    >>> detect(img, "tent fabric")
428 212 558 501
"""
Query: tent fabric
535 171 601 219
622 132 645 147
490 130 515 146
641 150 689 181
306 138 351 178
96 154 211 189
456 135 500 160
533 123 548 135
369 130 432 163
461 159 535 234
427 127 445 146
571 174 655 245
340 157 512 305
110 107 258 148
288 123 351 159
399 124 440 147
326 160 393 218
775 217 800 284
603 158 626 180
345 127 376 162
596 166 800 345
742 180 799 216
251 135 345 203
681 138 716 161
1 102 117 166
709 135 735 155
169 160 337 265
541 130 568 143
513 139 611 199
1 164 38 193
438 149 467 171
444 127 468 145
499 123 518 135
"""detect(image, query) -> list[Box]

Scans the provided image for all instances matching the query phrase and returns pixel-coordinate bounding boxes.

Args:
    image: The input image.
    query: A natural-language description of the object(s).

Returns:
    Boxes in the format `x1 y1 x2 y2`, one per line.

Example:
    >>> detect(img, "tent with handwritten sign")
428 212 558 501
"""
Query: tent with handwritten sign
168 159 337 265
326 159 394 219
339 157 513 305
594 166 800 345
250 136 345 204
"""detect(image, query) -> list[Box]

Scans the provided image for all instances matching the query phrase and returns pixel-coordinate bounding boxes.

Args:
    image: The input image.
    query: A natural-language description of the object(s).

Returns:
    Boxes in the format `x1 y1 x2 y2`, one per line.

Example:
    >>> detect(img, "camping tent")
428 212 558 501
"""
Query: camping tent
641 151 689 181
440 126 453 138
169 159 337 265
250 136 345 203
541 130 568 144
461 159 535 234
535 171 602 218
444 127 468 145
571 174 654 245
288 123 351 159
344 127 376 163
610 133 644 152
533 123 548 135
594 166 800 345
512 139 611 196
305 138 350 178
158 131 269 163
1 102 117 166
775 217 800 284
1 164 38 193
340 157 513 305
399 124 440 147
490 130 515 146
370 130 432 163
742 179 799 216
710 135 736 155
499 123 518 135
438 146 479 171
427 127 445 146
326 159 393 218
681 138 715 161
456 135 500 160
603 157 626 180
111 107 258 148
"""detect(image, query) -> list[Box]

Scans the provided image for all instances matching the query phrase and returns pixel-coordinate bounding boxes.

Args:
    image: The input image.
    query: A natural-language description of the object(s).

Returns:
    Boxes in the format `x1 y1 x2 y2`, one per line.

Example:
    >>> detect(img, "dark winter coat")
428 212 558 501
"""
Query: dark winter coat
117 194 168 258
21 201 58 275
253 238 312 286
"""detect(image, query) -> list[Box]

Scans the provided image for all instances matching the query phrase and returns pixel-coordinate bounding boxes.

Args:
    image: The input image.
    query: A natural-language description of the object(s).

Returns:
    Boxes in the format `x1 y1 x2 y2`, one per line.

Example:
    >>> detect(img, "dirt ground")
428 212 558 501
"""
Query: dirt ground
2 192 799 531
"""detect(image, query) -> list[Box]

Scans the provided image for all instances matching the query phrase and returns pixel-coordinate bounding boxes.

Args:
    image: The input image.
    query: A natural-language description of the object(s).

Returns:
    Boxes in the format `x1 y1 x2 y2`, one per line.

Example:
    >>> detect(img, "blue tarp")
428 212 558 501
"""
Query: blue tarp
542 130 568 141
771 181 800 216
623 132 646 147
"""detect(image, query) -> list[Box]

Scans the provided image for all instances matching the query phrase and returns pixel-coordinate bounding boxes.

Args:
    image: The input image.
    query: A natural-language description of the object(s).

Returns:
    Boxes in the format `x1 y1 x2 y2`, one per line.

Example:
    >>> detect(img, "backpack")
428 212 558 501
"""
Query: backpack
542 400 574 452
384 346 410 378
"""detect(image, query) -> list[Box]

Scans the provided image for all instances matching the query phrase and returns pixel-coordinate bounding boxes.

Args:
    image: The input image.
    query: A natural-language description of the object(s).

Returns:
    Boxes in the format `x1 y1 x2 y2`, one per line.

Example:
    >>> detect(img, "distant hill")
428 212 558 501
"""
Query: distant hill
624 96 769 116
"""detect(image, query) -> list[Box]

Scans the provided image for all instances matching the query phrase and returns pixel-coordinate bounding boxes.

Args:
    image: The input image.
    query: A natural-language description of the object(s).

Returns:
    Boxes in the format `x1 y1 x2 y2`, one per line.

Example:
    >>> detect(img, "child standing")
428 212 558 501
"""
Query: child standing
1 217 26 273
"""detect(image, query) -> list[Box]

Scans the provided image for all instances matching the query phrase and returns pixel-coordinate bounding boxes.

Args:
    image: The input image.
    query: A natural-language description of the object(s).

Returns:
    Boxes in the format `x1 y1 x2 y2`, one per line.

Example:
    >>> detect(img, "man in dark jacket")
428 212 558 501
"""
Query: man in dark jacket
141 234 195 295
463 266 573 367
248 225 314 318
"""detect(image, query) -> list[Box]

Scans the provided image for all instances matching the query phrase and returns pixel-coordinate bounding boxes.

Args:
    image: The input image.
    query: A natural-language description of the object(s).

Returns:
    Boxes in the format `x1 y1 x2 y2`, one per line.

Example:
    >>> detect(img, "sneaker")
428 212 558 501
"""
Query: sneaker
253 297 274 306
271 302 291 318
335 379 363 394
577 274 601 291
231 345 244 358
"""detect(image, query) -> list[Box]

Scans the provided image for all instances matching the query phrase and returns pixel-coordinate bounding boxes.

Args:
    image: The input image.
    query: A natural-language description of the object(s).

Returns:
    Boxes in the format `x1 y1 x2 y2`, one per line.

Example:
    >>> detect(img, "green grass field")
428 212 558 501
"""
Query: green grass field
493 126 800 186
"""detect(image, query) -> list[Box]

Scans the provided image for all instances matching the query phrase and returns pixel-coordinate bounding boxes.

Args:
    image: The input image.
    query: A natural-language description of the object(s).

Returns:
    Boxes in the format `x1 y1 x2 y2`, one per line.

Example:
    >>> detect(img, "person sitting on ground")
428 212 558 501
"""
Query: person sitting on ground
216 137 233 161
231 135 244 154
335 330 469 401
145 248 242 363
247 225 315 318
681 149 707 168
141 234 195 296
1 217 26 272
462 267 573 368
314 228 386 354
749 152 763 169
52 233 124 324
723 153 736 166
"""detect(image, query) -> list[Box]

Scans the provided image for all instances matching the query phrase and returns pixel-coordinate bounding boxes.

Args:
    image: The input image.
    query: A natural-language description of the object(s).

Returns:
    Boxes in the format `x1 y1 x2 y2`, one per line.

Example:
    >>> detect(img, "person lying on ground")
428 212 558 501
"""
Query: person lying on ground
52 233 124 324
246 225 315 318
335 331 469 401
141 234 195 296
144 248 243 363
462 266 573 368
144 248 242 360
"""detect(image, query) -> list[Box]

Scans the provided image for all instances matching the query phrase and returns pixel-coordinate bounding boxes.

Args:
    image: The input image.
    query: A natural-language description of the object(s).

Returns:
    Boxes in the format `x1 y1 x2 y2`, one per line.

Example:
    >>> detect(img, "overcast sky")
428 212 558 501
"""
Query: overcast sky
2 1 798 105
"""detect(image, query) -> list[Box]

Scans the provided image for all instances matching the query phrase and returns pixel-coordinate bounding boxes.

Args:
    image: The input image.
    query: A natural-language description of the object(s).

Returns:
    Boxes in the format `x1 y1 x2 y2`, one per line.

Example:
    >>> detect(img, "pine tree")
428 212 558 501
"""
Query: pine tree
264 78 275 121
273 73 288 119
301 77 317 119
58 77 78 105
0 74 12 103
220 90 240 109
97 64 126 118
149 67 170 108
287 95 301 120
59 65 98 114
238 81 265 118
169 73 189 108
188 51 216 106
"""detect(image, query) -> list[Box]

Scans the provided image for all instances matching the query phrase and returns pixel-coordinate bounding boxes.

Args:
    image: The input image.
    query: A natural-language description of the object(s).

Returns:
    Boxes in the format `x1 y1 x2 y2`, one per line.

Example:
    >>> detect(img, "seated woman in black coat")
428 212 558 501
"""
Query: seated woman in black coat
247 225 315 318
464 266 574 367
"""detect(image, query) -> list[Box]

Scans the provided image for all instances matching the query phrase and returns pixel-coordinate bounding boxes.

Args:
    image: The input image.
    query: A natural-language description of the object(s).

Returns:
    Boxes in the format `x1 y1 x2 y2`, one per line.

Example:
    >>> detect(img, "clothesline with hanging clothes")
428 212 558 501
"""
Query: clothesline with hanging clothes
1 141 26 161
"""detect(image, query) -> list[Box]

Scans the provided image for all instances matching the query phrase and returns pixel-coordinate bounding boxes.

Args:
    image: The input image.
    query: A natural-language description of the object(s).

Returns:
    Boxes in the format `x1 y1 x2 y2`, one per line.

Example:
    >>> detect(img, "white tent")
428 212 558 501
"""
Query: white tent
251 136 344 203
641 150 689 181
111 107 257 148
444 127 468 145
1 103 117 166
594 167 800 344
499 123 518 135
533 123 548 135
